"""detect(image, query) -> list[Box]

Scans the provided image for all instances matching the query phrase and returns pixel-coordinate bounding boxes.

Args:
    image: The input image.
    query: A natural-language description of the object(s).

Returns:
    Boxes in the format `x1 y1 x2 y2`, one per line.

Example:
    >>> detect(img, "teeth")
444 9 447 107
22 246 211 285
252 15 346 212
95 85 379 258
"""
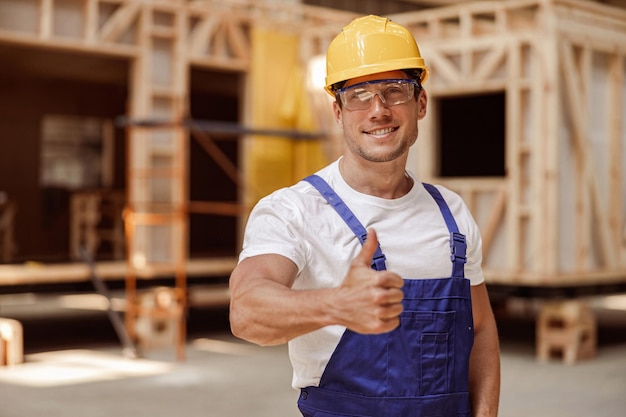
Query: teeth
368 127 395 135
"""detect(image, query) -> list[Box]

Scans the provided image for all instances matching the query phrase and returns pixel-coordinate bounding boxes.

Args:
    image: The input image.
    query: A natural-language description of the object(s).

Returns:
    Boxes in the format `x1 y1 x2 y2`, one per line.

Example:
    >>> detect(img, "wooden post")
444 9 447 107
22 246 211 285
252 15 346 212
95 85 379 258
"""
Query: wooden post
124 2 189 360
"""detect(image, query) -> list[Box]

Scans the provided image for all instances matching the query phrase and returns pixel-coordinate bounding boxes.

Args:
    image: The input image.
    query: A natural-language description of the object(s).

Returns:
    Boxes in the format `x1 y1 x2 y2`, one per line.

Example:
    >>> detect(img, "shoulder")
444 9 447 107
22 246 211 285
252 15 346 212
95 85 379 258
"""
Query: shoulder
421 183 468 216
419 182 480 238
420 182 461 201
250 162 339 219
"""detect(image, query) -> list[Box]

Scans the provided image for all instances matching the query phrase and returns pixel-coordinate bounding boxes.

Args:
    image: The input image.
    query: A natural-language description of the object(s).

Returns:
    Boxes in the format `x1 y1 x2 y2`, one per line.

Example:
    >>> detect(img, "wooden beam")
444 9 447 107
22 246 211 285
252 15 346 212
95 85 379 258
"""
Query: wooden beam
99 1 141 43
559 38 617 269
187 201 244 216
574 43 592 271
473 42 507 81
0 258 237 286
39 0 53 39
528 39 548 276
505 37 523 272
607 53 624 264
424 48 461 83
540 1 561 277
224 17 250 60
481 187 507 259
212 19 228 58
188 14 220 57
84 0 98 42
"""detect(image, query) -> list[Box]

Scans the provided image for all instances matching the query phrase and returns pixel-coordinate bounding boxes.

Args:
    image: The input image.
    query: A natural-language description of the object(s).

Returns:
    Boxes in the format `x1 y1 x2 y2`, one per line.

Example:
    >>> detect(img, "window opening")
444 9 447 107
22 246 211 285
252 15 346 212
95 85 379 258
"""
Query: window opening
438 92 505 177
40 115 111 189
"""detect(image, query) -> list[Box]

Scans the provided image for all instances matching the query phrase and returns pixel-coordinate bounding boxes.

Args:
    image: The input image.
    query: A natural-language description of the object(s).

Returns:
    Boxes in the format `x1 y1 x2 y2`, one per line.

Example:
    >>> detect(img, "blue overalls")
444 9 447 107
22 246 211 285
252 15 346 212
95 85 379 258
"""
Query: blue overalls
298 175 474 417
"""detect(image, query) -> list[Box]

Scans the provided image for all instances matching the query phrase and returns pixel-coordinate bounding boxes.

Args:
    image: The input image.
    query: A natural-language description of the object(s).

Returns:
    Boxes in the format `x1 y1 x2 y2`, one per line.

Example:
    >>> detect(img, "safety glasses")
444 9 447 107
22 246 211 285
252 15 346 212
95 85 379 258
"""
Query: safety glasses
336 79 420 111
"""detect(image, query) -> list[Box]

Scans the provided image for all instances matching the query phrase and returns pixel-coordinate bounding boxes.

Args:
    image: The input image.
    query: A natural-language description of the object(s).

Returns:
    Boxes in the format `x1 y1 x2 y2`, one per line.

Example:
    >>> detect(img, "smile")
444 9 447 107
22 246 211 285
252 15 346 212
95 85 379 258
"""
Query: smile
365 127 398 135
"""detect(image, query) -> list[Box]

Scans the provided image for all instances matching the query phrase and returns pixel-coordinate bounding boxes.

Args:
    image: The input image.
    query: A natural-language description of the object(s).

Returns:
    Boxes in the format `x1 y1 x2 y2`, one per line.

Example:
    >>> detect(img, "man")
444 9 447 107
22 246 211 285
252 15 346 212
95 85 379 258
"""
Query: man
229 15 500 417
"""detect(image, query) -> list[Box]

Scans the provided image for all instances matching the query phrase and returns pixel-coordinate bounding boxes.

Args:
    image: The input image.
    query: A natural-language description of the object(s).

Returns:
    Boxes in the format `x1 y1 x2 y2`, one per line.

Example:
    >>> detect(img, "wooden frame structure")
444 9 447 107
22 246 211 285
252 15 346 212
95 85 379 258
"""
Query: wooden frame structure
0 0 624 357
389 0 626 288
0 0 354 357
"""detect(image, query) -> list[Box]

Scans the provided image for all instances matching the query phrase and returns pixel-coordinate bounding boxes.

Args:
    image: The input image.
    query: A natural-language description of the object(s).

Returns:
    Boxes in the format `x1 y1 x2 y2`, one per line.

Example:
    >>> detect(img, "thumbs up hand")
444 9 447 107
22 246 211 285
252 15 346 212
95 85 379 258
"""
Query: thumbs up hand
331 229 405 334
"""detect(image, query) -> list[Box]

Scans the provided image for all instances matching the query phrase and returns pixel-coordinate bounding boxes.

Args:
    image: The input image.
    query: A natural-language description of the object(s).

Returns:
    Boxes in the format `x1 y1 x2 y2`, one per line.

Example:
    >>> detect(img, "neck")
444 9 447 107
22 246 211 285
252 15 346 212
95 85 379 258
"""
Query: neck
339 156 413 199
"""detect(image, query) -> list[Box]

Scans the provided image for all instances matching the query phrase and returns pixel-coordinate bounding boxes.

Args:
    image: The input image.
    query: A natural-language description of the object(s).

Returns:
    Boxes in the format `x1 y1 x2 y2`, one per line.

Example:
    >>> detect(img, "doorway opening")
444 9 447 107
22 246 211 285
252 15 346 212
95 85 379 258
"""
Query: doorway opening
187 68 241 258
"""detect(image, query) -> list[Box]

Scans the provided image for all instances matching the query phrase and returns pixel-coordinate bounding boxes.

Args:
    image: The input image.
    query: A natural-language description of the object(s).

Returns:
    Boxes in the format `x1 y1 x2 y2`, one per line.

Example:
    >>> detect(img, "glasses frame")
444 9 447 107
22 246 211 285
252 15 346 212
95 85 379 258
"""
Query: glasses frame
335 78 420 111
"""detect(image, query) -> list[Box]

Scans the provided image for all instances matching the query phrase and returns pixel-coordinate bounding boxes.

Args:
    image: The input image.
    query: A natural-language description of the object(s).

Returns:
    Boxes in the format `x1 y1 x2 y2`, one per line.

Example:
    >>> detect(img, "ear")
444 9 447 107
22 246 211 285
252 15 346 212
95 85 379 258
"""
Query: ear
417 89 428 120
332 100 343 127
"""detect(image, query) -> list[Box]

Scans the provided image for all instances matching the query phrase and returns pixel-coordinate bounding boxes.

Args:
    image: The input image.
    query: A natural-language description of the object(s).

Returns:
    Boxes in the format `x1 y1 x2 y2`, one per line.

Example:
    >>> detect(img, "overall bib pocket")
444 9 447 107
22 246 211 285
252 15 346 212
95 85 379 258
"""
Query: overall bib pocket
391 310 456 397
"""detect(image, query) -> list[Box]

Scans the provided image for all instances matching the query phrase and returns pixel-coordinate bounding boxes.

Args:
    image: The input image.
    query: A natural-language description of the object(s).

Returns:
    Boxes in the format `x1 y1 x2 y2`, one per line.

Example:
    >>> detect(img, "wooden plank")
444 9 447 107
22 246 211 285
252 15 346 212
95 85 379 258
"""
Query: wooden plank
460 10 472 77
0 28 138 55
526 41 545 278
607 53 624 264
574 44 592 271
540 3 560 277
473 42 507 81
427 79 511 96
0 258 237 287
188 55 248 71
555 0 626 30
506 37 522 271
484 267 626 286
84 0 98 42
39 0 53 39
556 0 626 17
187 201 243 216
558 28 626 54
190 14 219 56
224 17 249 60
480 187 507 258
211 18 228 58
99 1 141 43
424 48 461 84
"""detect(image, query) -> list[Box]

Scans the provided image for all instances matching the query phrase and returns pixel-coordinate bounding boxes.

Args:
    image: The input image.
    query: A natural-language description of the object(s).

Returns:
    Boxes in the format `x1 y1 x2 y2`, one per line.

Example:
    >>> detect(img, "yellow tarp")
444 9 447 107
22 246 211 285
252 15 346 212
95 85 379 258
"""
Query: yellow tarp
244 27 329 207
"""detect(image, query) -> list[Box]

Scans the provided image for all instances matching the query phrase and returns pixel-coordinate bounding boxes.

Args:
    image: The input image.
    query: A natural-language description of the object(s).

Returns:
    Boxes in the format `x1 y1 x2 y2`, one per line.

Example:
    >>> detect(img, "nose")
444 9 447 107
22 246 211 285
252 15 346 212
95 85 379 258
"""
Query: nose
368 92 391 115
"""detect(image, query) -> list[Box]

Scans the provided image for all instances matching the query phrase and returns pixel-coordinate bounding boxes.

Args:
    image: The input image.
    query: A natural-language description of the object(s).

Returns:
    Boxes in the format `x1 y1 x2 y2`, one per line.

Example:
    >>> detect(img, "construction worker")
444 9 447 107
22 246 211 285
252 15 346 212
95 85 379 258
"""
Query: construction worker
229 15 500 417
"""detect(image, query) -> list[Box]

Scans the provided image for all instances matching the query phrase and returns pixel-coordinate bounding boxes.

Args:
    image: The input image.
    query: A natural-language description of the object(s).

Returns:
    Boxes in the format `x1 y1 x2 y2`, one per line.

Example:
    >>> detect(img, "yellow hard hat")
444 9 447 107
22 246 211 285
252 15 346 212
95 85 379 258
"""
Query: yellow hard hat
325 15 429 96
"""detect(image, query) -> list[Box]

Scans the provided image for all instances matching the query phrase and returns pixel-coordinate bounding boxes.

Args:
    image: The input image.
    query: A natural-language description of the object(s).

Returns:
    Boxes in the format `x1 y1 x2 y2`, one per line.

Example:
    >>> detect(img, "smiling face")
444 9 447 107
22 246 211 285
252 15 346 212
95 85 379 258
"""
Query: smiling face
333 70 427 164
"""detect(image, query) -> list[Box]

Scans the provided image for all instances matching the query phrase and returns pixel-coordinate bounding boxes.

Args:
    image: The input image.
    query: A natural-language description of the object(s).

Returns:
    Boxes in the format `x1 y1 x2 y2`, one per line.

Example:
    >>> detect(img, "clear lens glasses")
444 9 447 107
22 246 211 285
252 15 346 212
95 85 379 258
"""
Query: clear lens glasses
336 79 419 111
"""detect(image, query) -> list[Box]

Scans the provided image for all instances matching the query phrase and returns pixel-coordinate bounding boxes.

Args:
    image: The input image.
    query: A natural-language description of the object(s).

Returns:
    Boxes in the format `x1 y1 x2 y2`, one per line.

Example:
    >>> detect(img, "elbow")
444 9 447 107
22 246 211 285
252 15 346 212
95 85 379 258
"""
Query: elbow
229 302 273 346
229 301 251 341
229 302 287 347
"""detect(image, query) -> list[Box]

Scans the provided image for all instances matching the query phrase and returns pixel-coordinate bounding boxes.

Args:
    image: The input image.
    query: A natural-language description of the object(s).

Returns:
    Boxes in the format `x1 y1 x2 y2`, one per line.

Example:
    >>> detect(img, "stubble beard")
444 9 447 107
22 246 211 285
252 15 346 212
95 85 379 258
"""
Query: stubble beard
344 130 418 163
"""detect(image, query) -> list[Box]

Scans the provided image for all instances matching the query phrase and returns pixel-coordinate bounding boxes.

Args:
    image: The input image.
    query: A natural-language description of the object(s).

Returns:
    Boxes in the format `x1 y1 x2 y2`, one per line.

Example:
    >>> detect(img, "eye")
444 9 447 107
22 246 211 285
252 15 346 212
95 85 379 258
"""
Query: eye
383 85 404 95
352 89 373 101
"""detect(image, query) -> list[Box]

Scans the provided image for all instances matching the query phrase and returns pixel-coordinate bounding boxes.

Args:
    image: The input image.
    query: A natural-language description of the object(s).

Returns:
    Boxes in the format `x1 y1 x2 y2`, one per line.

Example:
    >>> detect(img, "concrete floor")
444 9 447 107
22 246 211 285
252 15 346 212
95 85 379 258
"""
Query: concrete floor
1 296 625 417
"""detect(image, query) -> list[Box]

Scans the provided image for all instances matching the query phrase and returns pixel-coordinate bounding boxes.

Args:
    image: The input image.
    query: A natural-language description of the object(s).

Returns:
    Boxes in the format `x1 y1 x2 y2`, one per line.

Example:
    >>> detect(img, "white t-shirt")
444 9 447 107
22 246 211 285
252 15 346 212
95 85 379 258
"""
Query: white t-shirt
239 159 484 389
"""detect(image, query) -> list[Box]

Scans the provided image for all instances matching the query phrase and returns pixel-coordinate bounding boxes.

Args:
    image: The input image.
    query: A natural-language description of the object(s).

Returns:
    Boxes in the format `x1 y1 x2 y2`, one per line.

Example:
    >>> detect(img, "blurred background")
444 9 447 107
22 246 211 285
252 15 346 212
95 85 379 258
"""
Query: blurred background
0 0 625 416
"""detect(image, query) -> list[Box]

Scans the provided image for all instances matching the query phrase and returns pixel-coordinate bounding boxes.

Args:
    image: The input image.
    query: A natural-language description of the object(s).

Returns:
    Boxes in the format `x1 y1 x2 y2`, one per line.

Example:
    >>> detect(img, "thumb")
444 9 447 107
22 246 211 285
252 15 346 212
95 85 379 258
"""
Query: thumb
353 228 379 268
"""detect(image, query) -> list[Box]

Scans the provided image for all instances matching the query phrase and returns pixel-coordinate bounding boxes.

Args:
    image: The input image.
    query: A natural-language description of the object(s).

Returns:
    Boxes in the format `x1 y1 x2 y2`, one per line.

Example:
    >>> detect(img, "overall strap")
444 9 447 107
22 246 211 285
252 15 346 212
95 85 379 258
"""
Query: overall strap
303 175 387 271
422 183 466 278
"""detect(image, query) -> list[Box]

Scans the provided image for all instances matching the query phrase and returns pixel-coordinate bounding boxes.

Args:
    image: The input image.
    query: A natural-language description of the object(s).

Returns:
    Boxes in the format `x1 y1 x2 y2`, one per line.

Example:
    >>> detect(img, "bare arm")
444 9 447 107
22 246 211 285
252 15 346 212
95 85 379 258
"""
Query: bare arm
469 283 501 417
229 229 405 346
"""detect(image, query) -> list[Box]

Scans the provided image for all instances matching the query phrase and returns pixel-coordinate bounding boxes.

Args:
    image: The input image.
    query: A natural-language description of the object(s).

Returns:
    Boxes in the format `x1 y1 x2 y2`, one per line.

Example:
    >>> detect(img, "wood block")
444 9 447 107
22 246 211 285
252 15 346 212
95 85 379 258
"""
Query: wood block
134 287 184 349
0 318 24 366
536 300 596 364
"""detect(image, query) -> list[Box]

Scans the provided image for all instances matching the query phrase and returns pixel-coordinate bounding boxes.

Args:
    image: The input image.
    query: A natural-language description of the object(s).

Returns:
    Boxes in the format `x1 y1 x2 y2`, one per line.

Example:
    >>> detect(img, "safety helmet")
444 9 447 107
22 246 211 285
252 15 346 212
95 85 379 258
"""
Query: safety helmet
325 15 429 96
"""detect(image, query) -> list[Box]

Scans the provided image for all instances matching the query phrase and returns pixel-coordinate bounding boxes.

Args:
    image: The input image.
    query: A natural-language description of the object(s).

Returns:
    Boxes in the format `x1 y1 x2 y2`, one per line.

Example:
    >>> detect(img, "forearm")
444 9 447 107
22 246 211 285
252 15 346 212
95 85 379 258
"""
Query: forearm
230 278 336 346
468 312 500 417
